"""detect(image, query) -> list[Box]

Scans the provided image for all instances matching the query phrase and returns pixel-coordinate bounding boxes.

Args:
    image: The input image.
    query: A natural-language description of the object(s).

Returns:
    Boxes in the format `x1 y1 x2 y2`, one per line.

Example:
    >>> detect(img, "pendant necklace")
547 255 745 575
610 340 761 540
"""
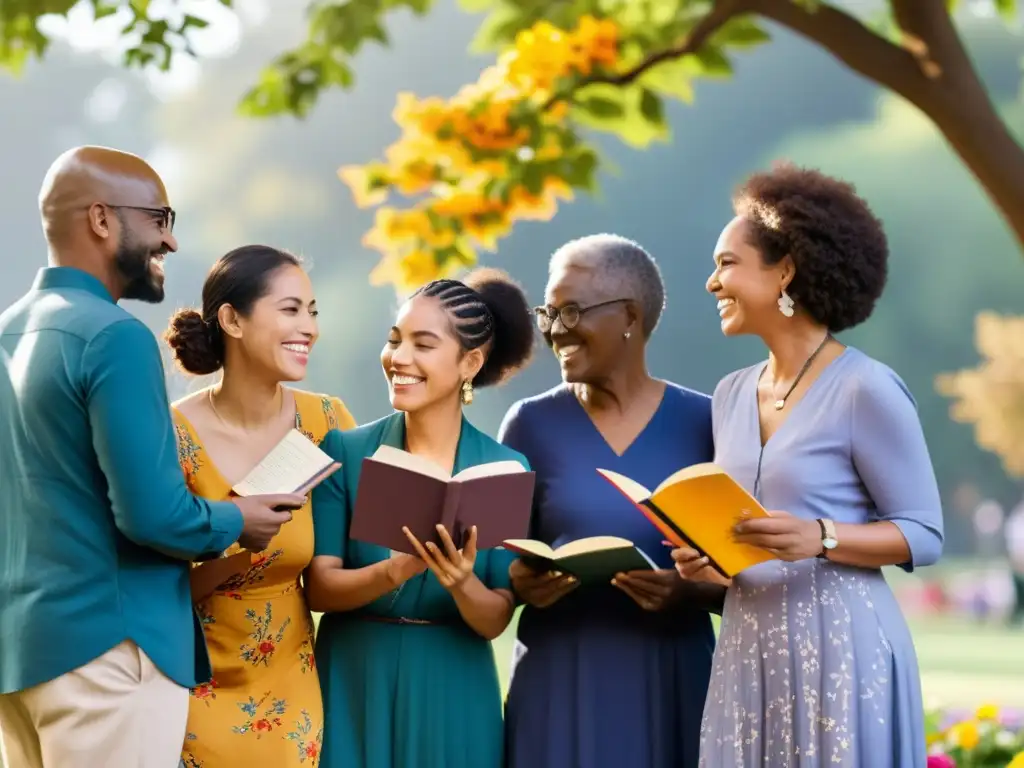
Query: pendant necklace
760 333 832 411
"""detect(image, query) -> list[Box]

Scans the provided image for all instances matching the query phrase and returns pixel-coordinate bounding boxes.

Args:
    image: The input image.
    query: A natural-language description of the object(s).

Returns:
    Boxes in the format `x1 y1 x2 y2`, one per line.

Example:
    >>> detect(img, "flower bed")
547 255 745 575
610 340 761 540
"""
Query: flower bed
927 705 1024 767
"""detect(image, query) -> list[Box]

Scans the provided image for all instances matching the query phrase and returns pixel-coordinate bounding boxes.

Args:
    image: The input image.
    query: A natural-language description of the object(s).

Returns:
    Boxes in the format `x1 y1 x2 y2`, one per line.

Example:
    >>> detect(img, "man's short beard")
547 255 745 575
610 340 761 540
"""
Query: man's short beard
115 230 164 304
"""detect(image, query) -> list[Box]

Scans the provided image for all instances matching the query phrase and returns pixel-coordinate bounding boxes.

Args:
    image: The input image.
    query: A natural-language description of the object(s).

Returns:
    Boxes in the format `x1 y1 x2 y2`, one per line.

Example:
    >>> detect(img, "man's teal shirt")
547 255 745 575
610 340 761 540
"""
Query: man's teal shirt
0 267 244 695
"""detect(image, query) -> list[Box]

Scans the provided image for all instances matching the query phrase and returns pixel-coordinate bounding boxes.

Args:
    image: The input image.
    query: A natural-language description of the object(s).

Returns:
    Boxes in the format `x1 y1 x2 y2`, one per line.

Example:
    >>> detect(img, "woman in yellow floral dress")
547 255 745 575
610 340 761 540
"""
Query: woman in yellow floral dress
163 245 357 767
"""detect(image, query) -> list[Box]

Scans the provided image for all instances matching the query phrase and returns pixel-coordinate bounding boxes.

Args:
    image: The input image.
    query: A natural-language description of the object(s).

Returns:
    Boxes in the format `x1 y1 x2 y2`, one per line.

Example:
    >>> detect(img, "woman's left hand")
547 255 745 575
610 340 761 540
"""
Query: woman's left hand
611 569 682 611
732 510 823 561
403 524 477 592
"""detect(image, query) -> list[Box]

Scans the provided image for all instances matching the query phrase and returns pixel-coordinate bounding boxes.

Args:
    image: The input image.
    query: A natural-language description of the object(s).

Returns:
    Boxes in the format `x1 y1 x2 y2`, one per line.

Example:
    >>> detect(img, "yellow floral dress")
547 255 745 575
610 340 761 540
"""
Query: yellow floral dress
174 389 356 768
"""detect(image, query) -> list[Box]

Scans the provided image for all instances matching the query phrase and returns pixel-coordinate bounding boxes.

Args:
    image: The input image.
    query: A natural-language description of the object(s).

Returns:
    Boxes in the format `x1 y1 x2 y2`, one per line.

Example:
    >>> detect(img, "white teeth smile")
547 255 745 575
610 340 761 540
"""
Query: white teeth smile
392 374 424 385
283 343 309 354
717 298 735 317
557 344 582 360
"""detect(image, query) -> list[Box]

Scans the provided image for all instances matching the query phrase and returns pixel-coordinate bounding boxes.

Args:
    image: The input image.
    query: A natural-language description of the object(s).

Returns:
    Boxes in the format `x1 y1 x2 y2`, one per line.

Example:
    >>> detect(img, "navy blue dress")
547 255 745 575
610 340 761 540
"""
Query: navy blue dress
499 383 717 768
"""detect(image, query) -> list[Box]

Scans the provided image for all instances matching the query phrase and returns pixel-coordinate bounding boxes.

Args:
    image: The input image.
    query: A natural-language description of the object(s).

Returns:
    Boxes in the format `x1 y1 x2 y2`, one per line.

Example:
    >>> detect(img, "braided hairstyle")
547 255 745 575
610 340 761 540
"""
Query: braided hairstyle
413 267 535 387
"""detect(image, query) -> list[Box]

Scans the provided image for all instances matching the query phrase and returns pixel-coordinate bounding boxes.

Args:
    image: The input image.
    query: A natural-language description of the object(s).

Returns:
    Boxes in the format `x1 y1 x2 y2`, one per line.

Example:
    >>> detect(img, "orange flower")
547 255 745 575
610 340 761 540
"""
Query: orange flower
392 91 451 137
571 15 619 70
509 177 573 221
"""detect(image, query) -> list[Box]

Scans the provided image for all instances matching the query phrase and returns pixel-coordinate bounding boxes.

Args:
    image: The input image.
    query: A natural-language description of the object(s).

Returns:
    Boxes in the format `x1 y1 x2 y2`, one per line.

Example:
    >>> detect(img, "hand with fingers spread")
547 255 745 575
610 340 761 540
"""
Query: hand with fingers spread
668 545 733 587
611 569 683 611
731 510 822 562
403 524 478 592
508 558 578 608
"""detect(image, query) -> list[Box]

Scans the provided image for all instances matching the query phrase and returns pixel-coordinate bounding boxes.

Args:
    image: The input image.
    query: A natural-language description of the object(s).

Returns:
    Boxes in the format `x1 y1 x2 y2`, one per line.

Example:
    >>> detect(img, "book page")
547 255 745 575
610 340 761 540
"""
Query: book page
655 462 724 494
552 535 636 558
502 539 556 559
453 460 526 482
369 445 451 482
596 468 652 503
232 429 335 496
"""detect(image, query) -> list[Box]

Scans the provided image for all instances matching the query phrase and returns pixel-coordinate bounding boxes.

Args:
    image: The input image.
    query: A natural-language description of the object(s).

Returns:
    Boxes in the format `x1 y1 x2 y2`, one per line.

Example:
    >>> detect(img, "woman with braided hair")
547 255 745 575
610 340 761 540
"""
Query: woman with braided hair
306 268 537 768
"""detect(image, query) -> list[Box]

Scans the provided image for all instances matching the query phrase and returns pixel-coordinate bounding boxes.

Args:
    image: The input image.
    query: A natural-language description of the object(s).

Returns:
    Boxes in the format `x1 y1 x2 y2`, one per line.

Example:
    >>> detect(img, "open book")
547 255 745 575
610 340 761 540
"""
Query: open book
349 445 535 554
503 536 656 586
597 463 776 578
231 429 341 498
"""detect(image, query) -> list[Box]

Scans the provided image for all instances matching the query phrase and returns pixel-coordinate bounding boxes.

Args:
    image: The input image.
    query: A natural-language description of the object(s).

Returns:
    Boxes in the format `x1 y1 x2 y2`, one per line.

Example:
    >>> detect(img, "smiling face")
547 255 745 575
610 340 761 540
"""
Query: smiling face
542 263 633 383
222 264 319 381
706 216 793 337
381 294 484 413
111 205 177 303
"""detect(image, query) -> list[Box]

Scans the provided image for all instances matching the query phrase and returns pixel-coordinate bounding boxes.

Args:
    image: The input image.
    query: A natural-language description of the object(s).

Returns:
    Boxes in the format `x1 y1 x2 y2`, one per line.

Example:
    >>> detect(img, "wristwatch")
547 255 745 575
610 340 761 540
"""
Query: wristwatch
816 518 838 558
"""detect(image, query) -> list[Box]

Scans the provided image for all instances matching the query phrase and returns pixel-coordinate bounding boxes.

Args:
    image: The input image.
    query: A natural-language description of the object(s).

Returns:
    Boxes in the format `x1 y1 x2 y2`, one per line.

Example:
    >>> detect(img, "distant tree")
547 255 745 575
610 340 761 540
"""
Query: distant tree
937 313 1024 479
5 0 1024 289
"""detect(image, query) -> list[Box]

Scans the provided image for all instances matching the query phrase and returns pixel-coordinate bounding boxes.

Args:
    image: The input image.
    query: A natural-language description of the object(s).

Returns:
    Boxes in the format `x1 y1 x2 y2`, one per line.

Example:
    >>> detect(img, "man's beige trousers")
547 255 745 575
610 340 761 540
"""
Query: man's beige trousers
0 640 189 767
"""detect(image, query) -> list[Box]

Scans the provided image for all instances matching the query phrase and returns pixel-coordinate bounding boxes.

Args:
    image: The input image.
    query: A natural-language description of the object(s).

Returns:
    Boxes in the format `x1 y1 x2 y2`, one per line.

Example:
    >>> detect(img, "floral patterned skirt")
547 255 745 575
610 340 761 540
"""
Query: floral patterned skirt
181 587 323 767
699 559 926 767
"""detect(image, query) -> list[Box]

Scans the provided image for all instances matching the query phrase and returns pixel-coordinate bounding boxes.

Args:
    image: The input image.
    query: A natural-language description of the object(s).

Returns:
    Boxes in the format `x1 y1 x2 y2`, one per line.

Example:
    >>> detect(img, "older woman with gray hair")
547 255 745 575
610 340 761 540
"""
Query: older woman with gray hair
498 234 723 768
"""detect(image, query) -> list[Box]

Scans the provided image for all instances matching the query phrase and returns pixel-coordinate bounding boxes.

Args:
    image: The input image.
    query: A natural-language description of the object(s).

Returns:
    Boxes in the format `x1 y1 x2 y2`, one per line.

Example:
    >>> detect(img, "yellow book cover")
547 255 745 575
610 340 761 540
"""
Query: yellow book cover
597 463 776 578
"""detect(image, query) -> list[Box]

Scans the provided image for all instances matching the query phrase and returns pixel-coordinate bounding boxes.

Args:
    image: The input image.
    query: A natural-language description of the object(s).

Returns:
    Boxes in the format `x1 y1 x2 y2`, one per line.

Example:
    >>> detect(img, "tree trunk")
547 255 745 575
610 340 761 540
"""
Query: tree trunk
919 79 1024 252
749 0 1024 255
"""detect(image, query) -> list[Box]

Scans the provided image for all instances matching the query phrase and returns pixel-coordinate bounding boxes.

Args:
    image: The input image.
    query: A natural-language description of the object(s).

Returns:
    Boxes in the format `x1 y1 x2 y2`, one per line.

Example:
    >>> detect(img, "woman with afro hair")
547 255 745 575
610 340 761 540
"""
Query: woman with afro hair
672 163 944 767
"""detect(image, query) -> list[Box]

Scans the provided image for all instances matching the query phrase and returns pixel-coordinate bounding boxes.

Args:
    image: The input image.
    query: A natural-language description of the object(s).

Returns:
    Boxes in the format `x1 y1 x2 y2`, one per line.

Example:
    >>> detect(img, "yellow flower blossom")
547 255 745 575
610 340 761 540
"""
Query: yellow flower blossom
975 702 999 721
1007 750 1024 768
947 719 980 751
338 164 389 209
337 14 623 294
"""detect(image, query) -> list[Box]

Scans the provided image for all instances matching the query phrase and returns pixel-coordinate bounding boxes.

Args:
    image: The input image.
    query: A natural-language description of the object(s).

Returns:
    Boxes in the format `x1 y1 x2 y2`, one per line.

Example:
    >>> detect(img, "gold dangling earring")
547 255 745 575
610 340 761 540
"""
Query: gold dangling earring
461 380 474 405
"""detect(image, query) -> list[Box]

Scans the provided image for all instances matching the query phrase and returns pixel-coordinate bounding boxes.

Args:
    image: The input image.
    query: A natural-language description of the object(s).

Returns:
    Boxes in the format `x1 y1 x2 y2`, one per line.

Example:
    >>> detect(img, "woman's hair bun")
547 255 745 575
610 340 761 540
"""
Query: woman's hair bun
464 267 536 387
164 308 223 376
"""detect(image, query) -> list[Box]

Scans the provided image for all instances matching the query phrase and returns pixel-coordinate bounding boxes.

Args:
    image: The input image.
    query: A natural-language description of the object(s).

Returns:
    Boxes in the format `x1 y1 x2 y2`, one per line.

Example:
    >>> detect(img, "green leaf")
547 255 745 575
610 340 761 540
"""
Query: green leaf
692 46 733 77
576 94 626 119
521 163 546 195
638 58 695 103
639 87 665 128
561 146 600 192
457 0 499 11
994 0 1017 22
712 17 771 49
469 3 529 53
571 83 669 148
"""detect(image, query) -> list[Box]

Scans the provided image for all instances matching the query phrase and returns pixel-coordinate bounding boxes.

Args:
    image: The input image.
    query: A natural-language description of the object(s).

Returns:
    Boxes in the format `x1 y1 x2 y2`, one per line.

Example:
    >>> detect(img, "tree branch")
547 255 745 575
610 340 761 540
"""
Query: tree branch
744 0 936 108
588 0 746 88
542 0 745 109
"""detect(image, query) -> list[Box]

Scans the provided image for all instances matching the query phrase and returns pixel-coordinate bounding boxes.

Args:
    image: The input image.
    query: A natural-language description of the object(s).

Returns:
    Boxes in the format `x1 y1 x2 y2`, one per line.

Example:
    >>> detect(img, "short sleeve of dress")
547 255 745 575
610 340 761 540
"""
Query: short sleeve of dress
850 364 944 571
312 429 349 559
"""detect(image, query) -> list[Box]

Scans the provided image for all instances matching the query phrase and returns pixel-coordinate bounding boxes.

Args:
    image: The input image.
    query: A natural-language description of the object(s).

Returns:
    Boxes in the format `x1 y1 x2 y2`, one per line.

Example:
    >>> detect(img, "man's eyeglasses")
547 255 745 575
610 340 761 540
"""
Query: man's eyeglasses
533 298 631 333
105 204 176 233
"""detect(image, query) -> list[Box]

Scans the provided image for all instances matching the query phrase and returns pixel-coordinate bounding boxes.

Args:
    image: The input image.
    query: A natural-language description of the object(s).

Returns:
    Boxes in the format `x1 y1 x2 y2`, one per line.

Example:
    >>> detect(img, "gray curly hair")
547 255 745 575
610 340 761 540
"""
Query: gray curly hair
548 233 666 337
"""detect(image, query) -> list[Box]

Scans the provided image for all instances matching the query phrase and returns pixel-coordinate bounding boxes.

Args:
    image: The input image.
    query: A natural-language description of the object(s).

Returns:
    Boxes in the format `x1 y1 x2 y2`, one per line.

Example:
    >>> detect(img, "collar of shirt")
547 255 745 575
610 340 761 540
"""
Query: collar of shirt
32 267 115 304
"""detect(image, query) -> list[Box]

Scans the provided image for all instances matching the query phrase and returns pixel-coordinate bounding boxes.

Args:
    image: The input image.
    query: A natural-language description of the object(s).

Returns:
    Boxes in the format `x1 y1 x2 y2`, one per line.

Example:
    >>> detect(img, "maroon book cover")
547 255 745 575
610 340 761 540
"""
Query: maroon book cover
348 448 535 555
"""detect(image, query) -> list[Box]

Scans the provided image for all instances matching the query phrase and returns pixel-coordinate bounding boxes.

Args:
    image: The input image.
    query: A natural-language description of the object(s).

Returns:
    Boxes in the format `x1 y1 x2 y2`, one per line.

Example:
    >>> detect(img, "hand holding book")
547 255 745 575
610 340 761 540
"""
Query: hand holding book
403 524 477 593
611 569 684 611
668 544 733 587
508 558 579 608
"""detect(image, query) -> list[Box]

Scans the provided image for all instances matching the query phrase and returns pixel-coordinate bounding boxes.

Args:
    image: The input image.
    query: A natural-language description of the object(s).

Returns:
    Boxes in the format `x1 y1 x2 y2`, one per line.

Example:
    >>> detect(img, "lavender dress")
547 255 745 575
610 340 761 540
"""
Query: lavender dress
700 348 943 767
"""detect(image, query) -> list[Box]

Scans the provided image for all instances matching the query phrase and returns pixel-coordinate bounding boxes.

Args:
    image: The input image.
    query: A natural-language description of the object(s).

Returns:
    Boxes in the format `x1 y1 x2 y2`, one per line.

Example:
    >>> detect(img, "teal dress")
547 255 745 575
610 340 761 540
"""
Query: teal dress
312 412 525 768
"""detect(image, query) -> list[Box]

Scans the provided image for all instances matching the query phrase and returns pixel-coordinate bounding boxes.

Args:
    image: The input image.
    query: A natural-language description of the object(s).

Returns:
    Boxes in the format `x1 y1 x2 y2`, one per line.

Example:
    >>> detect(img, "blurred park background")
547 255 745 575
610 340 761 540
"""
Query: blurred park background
2 0 1024 740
